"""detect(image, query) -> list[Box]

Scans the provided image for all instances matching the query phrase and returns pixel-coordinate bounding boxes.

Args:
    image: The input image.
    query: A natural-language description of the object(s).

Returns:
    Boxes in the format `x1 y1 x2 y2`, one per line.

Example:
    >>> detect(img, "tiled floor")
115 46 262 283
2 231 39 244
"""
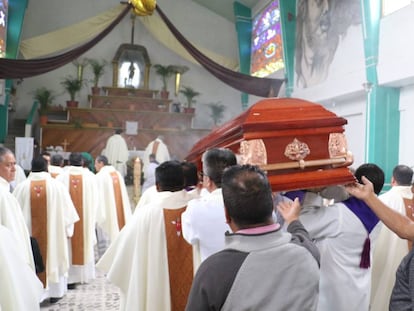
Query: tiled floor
40 270 120 311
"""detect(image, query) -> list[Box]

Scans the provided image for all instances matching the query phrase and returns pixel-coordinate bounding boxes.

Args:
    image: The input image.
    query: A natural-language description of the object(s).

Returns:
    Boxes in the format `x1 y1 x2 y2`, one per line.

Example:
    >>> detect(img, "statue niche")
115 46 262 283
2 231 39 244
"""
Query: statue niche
112 44 151 89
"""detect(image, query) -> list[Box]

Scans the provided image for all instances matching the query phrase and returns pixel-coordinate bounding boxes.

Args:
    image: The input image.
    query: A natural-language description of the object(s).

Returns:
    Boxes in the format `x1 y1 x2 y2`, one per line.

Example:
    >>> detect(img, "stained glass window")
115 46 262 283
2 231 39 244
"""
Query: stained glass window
251 0 284 77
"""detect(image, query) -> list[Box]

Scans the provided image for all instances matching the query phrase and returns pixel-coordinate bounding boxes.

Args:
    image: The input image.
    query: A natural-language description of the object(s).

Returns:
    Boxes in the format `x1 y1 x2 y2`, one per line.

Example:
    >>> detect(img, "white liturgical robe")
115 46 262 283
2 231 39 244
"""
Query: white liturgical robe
0 225 43 311
97 190 192 311
13 171 79 300
57 166 102 284
95 165 131 242
102 134 129 177
142 138 170 171
370 186 413 311
0 177 34 271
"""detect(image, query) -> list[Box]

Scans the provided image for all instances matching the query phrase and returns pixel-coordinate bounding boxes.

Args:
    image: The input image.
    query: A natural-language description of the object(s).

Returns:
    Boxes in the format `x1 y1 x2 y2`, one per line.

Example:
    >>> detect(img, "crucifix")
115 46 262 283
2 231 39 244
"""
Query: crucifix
61 139 70 152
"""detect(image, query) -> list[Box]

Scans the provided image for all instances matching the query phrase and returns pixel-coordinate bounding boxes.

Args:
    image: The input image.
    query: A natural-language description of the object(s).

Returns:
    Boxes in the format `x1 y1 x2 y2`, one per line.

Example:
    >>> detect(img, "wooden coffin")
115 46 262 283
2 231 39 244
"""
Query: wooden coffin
185 98 355 192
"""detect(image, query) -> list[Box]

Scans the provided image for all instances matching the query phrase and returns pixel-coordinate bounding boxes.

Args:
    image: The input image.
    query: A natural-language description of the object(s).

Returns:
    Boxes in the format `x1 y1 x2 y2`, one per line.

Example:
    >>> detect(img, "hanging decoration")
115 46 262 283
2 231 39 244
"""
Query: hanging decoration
129 0 156 16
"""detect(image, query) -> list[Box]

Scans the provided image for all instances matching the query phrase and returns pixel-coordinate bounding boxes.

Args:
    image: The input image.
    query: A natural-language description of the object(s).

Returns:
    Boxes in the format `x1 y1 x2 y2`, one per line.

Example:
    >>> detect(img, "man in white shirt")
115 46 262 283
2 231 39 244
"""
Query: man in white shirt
181 148 237 270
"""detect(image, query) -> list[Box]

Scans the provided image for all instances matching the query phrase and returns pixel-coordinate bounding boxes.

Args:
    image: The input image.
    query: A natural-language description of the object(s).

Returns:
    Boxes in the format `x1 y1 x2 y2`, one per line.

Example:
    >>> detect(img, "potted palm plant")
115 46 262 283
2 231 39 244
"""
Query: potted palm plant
153 64 175 99
87 58 107 95
179 86 200 113
207 101 226 126
61 75 84 108
33 87 55 125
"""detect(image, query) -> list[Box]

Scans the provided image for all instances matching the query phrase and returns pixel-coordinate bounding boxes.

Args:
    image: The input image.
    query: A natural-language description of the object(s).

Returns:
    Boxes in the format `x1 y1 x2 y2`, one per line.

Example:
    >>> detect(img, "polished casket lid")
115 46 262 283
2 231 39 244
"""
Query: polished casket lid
186 98 355 192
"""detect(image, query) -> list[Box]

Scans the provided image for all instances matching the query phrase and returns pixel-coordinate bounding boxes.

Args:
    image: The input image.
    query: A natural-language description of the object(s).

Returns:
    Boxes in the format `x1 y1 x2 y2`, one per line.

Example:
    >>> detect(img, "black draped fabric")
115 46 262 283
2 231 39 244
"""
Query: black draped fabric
0 4 132 79
155 5 285 98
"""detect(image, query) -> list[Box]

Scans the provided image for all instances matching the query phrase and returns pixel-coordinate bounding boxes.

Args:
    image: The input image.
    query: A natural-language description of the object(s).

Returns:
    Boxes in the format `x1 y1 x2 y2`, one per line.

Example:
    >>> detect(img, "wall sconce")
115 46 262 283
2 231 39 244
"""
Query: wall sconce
362 82 373 93
171 65 189 96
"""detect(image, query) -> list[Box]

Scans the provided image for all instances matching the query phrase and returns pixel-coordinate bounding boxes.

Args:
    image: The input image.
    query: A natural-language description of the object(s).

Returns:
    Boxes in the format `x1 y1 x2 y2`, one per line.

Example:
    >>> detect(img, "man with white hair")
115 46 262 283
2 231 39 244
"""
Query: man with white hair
0 146 34 270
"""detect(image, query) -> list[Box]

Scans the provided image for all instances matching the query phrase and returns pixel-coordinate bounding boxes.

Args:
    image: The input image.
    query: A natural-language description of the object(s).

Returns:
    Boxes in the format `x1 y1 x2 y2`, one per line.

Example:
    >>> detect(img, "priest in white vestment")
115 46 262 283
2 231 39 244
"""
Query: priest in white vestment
13 156 79 302
142 135 170 171
97 161 194 311
0 225 43 310
10 163 26 191
370 165 414 311
48 154 65 178
0 147 35 270
56 152 102 286
94 155 132 246
102 129 130 177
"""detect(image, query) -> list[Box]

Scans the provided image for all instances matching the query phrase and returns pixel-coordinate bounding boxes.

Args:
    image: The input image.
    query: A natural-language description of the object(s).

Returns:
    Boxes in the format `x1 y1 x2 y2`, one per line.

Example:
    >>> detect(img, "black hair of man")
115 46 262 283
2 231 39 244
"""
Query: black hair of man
202 148 237 188
222 164 274 227
181 161 198 188
31 156 48 173
392 165 413 186
96 155 109 166
354 163 385 195
149 153 158 164
69 152 83 167
51 154 64 166
0 146 13 162
155 160 184 192
115 128 123 135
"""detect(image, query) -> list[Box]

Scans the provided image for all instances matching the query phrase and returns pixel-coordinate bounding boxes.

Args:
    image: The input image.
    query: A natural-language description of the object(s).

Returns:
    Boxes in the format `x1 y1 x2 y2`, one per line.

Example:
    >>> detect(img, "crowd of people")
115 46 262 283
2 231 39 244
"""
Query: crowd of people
2 142 414 311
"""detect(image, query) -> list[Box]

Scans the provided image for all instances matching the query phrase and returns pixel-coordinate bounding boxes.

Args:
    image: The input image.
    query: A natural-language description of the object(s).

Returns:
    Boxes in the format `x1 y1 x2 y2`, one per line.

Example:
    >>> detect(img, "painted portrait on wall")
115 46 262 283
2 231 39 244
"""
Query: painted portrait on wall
295 0 361 88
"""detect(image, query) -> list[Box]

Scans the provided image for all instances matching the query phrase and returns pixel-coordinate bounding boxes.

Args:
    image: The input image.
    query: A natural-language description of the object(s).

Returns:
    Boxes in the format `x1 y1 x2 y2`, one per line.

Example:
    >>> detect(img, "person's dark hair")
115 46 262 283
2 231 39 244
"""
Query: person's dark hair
31 156 48 173
51 154 64 166
392 165 413 186
115 128 123 135
96 155 109 166
202 148 237 188
155 160 184 192
222 164 274 227
181 161 198 189
354 163 385 195
149 153 158 164
0 147 13 163
69 152 83 166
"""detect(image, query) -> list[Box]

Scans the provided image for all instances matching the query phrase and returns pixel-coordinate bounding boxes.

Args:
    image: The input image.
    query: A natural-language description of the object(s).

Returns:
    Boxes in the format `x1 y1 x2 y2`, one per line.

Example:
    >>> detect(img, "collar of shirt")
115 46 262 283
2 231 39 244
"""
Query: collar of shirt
236 223 281 235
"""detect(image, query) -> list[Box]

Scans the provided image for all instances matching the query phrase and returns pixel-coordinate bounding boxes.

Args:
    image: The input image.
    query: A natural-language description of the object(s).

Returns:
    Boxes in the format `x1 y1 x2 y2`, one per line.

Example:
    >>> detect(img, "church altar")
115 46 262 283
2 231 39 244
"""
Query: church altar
40 87 210 161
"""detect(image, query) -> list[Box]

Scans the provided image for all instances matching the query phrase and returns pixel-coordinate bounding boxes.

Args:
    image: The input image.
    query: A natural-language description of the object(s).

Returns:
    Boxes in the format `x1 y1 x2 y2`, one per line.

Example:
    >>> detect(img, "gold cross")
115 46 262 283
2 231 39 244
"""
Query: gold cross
61 139 70 152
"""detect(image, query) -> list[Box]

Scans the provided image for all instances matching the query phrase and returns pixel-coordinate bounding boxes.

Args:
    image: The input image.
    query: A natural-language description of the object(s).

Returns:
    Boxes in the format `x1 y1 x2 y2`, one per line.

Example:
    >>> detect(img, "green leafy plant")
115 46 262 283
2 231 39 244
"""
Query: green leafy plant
87 58 107 87
61 75 84 101
179 86 201 108
153 64 175 91
207 101 226 125
33 87 56 115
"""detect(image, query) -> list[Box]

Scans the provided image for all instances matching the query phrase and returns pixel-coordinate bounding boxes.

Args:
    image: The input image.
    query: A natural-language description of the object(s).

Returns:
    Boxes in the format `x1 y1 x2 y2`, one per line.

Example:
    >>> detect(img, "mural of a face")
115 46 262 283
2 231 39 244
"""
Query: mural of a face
306 0 330 43
295 0 361 88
